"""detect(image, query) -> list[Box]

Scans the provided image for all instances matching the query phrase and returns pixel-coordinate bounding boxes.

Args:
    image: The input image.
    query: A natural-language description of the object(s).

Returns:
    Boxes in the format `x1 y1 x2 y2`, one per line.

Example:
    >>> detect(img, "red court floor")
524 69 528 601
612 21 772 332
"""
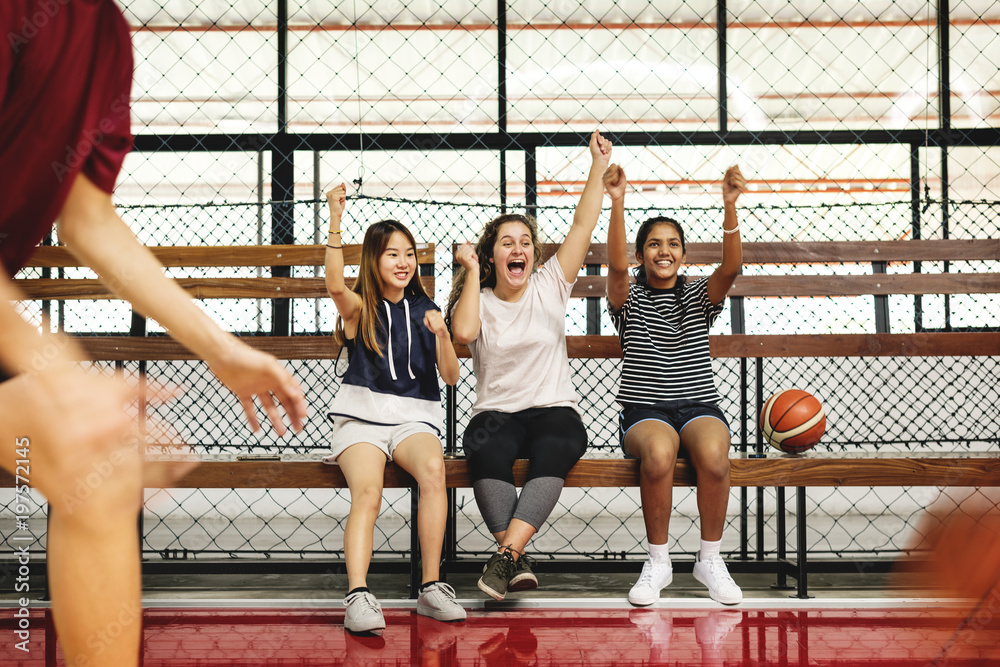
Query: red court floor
3 605 1000 666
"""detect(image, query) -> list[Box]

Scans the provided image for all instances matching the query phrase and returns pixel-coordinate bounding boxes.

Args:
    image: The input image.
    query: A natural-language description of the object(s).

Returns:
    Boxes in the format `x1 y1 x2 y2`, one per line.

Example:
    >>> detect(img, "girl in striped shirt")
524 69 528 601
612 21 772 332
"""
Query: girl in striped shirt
604 163 747 606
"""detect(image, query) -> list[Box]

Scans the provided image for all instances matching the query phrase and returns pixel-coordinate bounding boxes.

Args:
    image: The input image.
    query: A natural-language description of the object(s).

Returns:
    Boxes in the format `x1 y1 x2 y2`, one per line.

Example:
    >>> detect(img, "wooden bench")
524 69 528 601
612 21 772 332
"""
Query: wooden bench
4 238 1000 597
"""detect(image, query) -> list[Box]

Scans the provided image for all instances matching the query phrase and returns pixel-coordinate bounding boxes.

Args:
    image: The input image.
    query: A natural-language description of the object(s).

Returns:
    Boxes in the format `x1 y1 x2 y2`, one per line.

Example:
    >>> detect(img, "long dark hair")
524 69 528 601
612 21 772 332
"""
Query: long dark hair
634 216 687 291
446 213 543 319
335 219 429 356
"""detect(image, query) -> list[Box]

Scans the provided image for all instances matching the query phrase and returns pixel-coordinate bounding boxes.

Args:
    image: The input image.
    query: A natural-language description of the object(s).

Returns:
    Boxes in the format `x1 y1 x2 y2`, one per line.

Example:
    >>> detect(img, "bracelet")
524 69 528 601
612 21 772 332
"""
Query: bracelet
326 244 343 249
723 225 740 235
328 229 342 234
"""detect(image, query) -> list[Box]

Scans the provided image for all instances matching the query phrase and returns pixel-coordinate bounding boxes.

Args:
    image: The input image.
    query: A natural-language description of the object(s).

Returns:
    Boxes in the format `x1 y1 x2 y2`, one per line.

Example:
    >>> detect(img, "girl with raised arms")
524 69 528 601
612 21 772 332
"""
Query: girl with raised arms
448 130 612 601
324 185 465 632
604 162 747 606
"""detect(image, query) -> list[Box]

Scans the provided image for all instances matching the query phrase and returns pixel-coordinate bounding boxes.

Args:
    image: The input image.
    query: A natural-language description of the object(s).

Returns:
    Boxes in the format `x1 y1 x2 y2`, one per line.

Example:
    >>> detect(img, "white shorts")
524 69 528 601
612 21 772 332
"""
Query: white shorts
322 416 442 464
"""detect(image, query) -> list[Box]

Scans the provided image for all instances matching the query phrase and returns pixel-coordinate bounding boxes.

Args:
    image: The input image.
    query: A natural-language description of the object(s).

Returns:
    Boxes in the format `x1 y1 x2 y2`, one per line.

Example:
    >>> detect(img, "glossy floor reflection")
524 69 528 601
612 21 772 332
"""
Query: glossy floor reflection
4 605 1000 666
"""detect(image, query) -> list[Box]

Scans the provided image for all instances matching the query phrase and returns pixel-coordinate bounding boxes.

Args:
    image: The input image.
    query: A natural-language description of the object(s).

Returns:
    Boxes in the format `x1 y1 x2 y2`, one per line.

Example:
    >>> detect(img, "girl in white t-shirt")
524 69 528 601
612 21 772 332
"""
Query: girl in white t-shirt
447 130 612 601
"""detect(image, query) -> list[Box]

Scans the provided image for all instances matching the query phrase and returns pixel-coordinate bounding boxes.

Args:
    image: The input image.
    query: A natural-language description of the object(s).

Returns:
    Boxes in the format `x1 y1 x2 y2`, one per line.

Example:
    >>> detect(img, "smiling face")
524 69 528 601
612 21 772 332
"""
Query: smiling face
377 230 417 300
489 221 535 297
637 222 686 289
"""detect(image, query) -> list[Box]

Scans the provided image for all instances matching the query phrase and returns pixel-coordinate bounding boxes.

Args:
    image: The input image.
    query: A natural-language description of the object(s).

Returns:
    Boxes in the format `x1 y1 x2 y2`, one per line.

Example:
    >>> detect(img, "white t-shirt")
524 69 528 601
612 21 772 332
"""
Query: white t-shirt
468 256 580 416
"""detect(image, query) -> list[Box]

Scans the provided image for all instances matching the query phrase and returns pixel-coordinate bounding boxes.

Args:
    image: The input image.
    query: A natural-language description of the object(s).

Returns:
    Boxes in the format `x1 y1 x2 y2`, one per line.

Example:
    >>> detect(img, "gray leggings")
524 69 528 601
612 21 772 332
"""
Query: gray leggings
463 407 587 533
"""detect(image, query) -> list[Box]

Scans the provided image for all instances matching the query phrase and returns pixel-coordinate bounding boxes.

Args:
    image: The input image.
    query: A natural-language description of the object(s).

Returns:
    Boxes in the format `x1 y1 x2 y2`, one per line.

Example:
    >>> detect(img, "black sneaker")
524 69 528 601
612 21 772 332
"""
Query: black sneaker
507 553 537 592
478 548 516 601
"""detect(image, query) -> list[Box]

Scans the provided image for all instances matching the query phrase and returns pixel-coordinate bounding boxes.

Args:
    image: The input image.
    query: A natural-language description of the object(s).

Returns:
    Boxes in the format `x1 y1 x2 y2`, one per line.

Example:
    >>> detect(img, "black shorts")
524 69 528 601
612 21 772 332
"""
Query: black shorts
462 406 588 484
618 399 729 458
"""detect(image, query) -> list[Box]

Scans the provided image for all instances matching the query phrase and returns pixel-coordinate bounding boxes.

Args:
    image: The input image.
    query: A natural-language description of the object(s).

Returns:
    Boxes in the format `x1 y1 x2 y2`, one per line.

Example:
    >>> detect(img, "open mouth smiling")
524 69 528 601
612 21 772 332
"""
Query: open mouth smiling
507 259 526 277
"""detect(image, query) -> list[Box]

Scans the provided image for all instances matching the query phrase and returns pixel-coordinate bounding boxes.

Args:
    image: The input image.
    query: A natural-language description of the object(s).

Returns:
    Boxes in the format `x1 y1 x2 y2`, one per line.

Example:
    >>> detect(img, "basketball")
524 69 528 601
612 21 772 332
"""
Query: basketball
759 389 826 453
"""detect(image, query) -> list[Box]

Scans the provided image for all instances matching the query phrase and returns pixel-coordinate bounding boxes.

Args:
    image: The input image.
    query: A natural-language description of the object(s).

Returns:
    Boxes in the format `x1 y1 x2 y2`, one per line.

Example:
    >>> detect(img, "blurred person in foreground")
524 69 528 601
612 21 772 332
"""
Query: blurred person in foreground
1 2 307 665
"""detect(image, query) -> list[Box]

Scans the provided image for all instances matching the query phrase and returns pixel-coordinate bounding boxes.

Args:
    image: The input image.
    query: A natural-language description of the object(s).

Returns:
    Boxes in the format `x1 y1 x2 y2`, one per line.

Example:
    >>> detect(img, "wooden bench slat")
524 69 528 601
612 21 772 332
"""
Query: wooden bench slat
480 240 1000 266
18 276 435 300
72 332 999 361
26 244 435 268
7 453 998 490
569 273 1000 298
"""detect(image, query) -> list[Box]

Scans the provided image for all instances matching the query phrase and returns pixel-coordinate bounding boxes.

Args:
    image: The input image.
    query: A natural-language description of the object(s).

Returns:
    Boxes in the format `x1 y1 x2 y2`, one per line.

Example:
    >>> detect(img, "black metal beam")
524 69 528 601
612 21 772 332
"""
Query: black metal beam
498 0 508 213
718 0 728 133
133 127 1000 154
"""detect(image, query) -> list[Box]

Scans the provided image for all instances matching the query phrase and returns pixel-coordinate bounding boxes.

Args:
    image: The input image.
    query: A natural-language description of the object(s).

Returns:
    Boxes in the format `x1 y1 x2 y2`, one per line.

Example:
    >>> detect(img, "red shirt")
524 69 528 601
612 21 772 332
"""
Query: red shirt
0 0 133 276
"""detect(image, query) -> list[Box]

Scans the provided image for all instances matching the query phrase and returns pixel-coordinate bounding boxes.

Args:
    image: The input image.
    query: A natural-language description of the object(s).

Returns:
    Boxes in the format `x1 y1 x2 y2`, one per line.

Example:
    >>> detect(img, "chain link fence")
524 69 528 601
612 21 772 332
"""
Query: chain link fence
3 0 1000 568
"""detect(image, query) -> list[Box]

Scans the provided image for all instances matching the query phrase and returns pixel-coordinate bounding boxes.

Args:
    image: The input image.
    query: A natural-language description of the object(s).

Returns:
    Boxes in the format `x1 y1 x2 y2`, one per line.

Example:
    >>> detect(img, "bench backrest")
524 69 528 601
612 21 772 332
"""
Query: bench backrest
454 239 1000 358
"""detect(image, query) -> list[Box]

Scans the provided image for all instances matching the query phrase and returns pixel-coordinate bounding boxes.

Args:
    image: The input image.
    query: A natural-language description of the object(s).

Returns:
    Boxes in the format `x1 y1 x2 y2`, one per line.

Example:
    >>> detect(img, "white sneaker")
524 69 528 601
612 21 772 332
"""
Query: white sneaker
628 559 673 606
343 590 386 634
692 552 743 605
416 582 467 622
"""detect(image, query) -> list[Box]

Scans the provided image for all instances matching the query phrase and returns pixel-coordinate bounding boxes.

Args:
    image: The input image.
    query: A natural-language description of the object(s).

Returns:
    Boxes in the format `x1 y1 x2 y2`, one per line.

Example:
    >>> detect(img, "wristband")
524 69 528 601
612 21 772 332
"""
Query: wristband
723 225 740 235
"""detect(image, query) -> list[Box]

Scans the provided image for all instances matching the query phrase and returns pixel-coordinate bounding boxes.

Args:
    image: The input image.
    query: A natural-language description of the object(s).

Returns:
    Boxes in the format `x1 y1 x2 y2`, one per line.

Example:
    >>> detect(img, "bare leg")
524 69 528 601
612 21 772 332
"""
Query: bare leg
625 421 681 546
392 433 447 584
680 418 733 541
497 518 537 560
0 369 144 667
337 444 388 591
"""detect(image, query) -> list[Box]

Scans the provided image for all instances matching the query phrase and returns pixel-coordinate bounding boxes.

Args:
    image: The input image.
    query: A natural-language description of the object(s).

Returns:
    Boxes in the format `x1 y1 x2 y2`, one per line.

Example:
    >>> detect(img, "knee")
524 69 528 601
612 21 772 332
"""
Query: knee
350 485 384 514
414 456 446 493
639 445 677 480
695 454 731 484
49 441 143 519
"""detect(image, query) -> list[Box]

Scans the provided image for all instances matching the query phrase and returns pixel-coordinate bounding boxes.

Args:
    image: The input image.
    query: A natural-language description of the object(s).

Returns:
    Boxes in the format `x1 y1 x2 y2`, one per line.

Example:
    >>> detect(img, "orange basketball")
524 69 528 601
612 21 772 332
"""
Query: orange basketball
759 389 826 453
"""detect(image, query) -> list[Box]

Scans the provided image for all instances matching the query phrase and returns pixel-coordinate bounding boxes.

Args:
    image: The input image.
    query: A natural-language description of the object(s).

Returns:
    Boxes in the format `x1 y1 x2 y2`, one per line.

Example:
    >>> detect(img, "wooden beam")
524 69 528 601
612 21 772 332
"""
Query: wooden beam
25 244 435 268
570 273 1000 298
69 332 999 361
17 276 435 300
460 239 1000 266
6 453 999 490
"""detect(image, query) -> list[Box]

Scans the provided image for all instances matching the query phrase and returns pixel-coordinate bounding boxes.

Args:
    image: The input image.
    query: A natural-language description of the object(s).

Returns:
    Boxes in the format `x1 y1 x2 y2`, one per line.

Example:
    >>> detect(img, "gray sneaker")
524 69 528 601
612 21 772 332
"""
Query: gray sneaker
478 548 516 601
343 590 385 634
416 582 467 622
508 553 538 592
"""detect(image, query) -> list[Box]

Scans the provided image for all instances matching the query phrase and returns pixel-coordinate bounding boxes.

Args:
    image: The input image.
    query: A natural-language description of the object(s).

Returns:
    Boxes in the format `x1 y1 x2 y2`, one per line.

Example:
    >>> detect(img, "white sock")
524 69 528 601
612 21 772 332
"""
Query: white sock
648 542 671 566
700 538 722 560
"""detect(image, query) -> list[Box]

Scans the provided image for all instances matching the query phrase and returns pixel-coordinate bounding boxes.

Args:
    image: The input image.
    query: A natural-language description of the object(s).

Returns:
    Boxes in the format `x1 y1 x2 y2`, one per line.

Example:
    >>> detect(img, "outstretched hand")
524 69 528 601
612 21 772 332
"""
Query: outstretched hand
207 341 308 436
603 164 626 201
589 129 612 167
326 183 347 219
722 165 746 206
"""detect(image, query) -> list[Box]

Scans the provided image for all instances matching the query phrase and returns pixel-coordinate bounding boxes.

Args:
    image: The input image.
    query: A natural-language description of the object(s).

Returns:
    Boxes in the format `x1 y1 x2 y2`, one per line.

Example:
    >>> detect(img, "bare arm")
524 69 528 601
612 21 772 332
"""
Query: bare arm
603 164 630 311
424 309 459 385
57 174 307 435
323 183 362 336
450 242 482 345
554 129 612 282
706 165 746 305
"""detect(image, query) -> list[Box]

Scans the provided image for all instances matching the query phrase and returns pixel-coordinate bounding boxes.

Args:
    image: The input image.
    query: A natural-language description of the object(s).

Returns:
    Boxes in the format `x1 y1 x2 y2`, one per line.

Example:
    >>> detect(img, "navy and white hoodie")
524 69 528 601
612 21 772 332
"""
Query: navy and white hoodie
327 292 444 436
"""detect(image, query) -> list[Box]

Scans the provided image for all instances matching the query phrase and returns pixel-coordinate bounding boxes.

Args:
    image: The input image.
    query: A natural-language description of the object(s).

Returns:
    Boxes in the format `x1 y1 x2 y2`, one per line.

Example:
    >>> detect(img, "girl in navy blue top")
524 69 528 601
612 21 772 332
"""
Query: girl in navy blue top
605 163 747 607
323 184 465 632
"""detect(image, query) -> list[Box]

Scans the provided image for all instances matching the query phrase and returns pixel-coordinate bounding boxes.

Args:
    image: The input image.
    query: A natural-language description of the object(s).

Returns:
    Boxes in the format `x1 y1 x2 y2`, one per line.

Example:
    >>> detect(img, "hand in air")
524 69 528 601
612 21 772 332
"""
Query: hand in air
456 242 480 274
722 165 746 206
326 183 347 218
603 164 626 201
589 129 612 167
